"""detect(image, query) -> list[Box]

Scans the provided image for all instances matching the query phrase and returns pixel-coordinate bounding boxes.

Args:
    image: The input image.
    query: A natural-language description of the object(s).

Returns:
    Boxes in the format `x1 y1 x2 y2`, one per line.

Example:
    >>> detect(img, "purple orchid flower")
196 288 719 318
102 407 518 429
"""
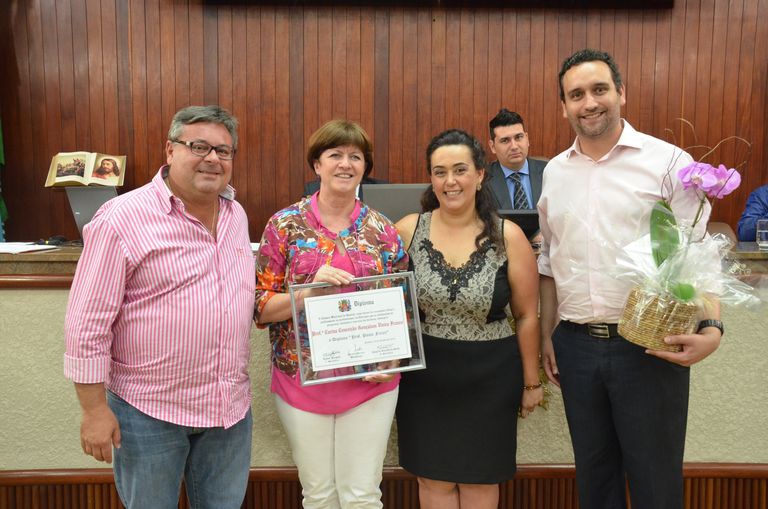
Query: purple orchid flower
677 162 717 191
704 164 741 199
677 162 740 199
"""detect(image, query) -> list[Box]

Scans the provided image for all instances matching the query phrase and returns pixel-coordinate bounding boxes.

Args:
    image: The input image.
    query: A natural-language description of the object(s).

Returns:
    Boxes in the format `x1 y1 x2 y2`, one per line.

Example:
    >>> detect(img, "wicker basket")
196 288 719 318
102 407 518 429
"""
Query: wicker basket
618 285 699 352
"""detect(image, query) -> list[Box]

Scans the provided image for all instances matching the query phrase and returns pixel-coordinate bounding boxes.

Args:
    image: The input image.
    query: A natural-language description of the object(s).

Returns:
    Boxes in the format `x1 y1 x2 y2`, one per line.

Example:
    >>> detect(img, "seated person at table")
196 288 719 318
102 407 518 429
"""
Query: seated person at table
737 184 768 241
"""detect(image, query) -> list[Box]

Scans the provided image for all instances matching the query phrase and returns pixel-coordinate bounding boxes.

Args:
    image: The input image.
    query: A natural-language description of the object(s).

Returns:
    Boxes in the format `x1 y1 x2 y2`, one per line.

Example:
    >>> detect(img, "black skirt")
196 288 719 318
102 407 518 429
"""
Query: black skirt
396 333 524 484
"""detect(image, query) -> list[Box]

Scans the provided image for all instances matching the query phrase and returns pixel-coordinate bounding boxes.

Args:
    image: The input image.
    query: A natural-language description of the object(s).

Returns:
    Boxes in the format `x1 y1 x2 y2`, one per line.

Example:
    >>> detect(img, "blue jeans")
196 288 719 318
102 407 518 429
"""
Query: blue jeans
553 322 690 509
107 392 252 509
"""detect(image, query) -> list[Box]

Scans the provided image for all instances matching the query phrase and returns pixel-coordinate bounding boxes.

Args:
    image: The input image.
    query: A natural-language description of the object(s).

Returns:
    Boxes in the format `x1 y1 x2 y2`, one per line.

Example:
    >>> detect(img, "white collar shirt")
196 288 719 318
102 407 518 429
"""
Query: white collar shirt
537 120 710 323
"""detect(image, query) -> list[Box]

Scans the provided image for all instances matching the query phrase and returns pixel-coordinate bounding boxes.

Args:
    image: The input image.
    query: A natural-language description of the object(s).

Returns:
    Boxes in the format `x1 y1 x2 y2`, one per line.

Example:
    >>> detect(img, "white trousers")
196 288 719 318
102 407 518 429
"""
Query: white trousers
274 388 398 509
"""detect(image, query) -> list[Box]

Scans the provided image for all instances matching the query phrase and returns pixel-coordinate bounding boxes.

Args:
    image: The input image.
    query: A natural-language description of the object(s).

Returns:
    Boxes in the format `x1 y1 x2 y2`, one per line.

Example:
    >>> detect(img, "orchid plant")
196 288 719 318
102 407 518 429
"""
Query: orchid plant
649 128 750 302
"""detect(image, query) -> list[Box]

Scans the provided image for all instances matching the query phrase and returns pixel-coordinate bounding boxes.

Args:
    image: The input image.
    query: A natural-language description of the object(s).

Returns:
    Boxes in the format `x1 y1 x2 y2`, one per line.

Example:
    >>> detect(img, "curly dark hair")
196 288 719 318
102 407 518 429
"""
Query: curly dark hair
421 129 502 249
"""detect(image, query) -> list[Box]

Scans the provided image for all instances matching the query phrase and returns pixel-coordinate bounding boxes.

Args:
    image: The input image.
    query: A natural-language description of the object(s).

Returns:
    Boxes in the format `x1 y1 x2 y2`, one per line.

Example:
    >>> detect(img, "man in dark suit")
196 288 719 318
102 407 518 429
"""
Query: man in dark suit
486 109 546 210
302 176 388 200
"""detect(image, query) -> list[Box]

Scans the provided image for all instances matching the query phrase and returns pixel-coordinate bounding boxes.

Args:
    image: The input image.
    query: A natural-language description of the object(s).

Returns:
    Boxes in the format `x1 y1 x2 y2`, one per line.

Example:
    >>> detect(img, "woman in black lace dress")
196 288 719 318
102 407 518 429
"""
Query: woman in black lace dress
395 129 543 509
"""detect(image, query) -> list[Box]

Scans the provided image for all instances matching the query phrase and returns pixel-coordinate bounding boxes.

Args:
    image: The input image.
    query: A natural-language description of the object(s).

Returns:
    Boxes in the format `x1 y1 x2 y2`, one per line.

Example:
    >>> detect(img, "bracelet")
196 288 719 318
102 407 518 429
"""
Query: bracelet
523 382 543 391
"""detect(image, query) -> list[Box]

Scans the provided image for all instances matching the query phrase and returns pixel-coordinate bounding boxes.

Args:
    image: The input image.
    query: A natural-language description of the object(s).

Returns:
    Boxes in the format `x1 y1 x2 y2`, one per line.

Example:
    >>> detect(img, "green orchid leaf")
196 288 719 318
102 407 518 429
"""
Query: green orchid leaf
650 200 679 267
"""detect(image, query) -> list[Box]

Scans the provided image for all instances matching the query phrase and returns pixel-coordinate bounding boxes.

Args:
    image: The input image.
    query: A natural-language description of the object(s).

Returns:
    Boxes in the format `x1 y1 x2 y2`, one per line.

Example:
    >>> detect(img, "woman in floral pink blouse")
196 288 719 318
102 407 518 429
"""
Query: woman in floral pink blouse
255 119 408 509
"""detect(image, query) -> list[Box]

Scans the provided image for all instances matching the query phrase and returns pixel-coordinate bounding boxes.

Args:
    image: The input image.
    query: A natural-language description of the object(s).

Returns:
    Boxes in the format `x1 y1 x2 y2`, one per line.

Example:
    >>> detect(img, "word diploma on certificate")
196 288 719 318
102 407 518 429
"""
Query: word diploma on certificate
289 272 426 386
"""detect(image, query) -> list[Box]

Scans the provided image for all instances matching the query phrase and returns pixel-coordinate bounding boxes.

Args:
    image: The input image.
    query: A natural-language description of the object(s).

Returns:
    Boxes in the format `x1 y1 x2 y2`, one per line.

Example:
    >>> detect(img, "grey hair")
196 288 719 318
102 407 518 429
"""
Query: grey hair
167 105 239 149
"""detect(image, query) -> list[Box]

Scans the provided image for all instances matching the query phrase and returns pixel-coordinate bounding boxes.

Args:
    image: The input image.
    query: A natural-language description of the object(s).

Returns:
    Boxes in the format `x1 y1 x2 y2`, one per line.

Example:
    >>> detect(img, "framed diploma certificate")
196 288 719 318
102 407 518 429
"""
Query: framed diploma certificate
289 272 426 386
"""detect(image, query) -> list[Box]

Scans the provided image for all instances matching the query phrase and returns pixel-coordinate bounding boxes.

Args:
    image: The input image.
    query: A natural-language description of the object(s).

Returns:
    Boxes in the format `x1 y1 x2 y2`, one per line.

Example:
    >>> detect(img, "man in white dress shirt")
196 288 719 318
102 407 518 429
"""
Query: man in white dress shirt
537 49 723 509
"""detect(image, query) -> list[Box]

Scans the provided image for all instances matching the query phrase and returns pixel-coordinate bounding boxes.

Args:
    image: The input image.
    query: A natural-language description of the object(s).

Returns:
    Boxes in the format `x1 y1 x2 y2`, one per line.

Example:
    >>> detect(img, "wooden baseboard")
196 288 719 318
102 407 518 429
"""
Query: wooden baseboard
1 464 766 508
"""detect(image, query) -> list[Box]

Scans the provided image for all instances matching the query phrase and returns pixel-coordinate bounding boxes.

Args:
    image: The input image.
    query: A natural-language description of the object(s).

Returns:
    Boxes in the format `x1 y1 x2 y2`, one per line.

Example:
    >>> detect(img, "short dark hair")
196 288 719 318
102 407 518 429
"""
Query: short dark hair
421 129 502 248
489 109 525 140
306 119 374 178
168 105 239 149
558 49 623 101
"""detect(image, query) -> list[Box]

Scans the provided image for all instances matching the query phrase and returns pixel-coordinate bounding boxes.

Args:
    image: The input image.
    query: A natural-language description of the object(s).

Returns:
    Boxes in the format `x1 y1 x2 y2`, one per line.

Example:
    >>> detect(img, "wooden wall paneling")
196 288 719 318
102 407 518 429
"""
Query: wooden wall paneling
527 10 546 157
99 0 119 155
331 7 347 120
4 3 29 239
554 11 574 153
401 8 419 183
665 1 685 147
376 5 388 178
84 0 107 152
259 7 277 226
498 9 516 121
387 8 404 182
3 0 768 241
693 0 715 146
202 3 220 106
115 0 133 202
359 9 376 149
429 9 446 143
230 0 249 202
727 0 757 225
129 0 148 188
443 9 460 131
56 0 77 152
301 6 318 188
584 8 601 49
708 0 728 154
188 0 205 106
638 11 657 132
144 0 163 185
612 10 633 124
414 8 432 183
470 8 489 142
159 2 177 122
274 8 291 213
71 0 90 150
652 8 671 141
540 11 559 156
245 5 263 235
706 0 731 221
53 0 80 239
287 7 304 203
346 8 362 123
2 465 768 509
153 2 172 163
625 11 644 129
217 7 234 116
457 10 474 135
316 8 334 126
484 11 501 127
680 0 700 147
40 0 63 238
570 9 587 55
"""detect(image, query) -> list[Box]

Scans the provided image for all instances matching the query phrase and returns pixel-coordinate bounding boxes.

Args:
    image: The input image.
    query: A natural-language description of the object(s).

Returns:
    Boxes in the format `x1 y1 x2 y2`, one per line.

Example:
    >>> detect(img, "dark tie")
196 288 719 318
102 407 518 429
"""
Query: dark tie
508 172 530 209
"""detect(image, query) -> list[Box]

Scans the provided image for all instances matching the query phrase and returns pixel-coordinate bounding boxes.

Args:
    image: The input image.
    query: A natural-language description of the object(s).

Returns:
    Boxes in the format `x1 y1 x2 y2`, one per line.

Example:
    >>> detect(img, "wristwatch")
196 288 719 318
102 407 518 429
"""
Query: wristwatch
697 319 724 336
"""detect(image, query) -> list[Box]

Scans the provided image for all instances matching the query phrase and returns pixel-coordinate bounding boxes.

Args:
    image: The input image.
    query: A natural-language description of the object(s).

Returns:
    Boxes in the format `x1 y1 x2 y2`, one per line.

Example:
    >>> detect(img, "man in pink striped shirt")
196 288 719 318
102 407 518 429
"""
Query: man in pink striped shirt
64 105 255 509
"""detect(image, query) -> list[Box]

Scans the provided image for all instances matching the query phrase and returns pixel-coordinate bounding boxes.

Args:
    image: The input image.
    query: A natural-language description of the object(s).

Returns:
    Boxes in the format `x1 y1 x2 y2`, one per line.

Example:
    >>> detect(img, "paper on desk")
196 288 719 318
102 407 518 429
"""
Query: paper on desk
0 243 60 254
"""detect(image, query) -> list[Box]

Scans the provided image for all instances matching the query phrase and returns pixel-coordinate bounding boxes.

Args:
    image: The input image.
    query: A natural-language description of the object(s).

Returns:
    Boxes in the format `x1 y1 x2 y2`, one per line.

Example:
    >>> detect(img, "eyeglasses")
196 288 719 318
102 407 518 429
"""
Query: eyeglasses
171 139 236 160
